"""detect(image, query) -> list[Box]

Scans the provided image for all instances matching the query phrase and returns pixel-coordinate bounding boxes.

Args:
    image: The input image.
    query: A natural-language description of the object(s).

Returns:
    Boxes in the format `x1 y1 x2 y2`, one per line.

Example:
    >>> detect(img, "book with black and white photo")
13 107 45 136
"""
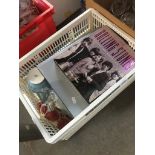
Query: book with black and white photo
54 26 135 103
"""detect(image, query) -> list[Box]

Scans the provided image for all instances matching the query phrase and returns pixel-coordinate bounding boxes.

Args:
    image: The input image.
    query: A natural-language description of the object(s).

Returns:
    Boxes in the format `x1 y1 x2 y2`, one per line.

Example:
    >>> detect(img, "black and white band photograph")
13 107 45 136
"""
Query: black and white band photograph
54 36 123 103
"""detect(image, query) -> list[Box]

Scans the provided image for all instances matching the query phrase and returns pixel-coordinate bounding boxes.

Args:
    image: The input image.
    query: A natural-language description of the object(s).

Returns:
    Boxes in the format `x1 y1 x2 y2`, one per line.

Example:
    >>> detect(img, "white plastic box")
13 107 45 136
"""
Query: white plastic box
19 8 135 144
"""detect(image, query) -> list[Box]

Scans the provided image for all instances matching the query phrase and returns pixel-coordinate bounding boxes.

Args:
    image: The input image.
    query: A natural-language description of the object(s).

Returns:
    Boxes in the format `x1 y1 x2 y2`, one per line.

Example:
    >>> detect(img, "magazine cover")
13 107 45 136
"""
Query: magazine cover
54 26 135 103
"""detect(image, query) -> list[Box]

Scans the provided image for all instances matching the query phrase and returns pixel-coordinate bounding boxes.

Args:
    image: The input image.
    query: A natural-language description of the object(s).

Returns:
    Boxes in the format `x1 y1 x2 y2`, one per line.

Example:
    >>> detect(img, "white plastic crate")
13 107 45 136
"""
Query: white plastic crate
19 8 135 144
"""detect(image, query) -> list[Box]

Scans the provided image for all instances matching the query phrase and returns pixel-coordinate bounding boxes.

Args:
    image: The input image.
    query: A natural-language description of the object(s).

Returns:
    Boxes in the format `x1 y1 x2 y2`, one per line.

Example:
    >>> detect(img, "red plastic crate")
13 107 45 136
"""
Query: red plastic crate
19 0 56 58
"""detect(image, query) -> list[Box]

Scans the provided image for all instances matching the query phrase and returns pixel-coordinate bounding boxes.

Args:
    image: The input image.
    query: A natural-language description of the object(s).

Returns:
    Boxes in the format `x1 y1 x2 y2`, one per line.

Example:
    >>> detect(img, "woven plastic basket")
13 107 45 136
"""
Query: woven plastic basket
19 8 135 144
